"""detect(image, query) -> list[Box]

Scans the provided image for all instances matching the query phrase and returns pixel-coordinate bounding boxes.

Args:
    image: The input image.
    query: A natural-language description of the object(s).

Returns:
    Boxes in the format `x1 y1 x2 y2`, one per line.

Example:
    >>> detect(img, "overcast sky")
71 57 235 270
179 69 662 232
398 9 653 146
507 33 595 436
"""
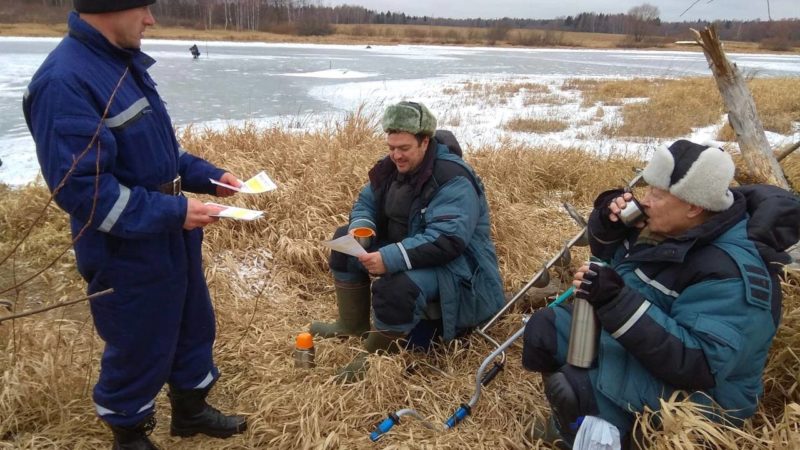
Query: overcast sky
325 1 798 22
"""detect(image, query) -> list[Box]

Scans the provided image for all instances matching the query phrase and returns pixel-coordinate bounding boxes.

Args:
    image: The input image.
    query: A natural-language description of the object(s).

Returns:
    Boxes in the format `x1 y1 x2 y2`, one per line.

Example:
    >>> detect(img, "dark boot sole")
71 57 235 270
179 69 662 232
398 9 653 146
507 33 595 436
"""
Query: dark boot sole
170 422 247 439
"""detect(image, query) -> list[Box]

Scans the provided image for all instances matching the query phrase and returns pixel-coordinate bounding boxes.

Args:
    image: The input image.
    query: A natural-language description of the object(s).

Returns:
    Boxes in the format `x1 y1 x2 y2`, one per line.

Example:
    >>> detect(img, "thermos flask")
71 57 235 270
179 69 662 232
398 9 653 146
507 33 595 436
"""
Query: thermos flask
567 259 606 368
293 332 315 369
566 296 599 368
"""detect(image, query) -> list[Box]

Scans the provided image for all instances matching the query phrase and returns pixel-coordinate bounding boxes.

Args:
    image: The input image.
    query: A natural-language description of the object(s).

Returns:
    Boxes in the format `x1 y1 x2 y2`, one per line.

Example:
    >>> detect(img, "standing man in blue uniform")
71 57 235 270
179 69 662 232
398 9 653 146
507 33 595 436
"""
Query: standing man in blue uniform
23 1 247 448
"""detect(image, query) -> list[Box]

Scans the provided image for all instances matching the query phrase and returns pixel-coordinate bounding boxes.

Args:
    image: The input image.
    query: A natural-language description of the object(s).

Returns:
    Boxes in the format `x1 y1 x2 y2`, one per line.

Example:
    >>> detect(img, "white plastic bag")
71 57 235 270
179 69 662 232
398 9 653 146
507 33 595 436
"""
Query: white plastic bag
573 415 621 450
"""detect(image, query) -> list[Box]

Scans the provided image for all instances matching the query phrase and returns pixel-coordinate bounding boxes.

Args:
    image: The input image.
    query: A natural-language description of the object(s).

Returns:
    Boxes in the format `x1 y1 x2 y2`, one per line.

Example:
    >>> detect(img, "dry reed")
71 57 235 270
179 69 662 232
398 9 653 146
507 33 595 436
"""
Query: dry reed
595 77 800 139
504 117 570 134
0 114 798 449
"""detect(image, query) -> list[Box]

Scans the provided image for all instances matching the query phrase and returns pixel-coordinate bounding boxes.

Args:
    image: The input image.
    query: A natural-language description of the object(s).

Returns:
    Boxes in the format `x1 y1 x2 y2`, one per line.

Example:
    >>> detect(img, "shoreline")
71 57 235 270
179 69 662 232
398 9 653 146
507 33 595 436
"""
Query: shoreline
1 21 798 55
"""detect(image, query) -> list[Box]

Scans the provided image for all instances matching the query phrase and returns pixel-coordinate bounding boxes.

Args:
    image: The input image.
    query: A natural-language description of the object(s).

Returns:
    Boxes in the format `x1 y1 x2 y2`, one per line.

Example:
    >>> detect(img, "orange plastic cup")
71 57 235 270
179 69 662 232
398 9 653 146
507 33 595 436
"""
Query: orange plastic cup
352 227 375 248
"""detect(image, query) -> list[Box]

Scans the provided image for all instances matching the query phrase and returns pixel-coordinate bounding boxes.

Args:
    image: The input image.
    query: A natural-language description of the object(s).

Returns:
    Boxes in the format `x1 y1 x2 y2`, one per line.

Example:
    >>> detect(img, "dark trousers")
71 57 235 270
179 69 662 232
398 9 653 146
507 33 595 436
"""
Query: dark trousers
89 228 217 427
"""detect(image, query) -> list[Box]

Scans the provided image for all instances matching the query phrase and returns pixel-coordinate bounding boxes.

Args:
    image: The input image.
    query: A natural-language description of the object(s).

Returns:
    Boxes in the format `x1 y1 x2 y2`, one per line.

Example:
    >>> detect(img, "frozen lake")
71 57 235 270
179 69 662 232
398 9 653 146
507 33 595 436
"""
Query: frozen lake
2 36 799 186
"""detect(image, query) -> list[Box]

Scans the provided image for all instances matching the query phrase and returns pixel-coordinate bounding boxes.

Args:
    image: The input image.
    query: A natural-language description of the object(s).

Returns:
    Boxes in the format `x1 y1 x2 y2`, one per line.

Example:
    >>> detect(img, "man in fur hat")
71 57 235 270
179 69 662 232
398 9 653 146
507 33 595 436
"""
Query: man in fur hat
23 1 246 448
522 140 800 448
310 101 505 382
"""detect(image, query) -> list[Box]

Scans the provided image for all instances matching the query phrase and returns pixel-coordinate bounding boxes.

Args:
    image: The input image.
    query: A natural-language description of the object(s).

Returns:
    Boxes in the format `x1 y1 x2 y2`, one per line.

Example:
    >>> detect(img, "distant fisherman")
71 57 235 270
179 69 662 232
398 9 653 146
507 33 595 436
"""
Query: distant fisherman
23 1 246 448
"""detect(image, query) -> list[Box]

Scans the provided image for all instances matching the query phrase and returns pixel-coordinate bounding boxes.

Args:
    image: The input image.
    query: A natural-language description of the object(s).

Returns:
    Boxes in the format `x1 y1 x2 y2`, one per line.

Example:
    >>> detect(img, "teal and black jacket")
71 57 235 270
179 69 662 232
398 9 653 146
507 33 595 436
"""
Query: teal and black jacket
349 140 504 341
588 185 799 424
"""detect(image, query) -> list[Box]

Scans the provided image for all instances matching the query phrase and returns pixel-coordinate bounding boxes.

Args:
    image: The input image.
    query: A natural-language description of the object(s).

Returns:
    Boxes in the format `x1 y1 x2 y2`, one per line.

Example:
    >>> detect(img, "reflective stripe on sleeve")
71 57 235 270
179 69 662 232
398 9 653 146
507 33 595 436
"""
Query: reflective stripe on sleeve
635 269 679 298
611 300 651 339
397 243 412 270
104 97 150 129
98 185 131 233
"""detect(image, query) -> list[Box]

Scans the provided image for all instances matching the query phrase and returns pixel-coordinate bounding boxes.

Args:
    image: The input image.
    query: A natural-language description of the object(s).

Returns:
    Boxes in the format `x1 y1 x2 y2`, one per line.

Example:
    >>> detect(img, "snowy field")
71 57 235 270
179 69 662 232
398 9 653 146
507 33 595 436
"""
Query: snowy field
1 37 799 186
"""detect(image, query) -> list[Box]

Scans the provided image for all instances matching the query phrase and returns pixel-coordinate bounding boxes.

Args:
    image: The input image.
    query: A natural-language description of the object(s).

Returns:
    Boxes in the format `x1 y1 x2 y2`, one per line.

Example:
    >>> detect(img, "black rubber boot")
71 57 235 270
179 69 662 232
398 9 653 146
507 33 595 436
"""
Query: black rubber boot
310 280 371 339
109 415 159 450
169 386 247 439
543 372 580 446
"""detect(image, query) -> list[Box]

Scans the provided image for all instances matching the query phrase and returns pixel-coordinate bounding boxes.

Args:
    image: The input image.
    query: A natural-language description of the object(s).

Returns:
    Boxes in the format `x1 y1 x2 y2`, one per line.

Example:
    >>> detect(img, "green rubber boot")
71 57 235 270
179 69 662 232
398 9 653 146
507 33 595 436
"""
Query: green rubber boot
335 329 404 383
310 280 371 339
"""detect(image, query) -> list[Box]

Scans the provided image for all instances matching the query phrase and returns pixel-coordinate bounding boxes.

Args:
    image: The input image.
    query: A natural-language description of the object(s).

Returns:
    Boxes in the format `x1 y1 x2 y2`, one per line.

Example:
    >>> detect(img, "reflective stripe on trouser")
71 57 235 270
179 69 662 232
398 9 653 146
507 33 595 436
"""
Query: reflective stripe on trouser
89 228 218 427
522 304 635 435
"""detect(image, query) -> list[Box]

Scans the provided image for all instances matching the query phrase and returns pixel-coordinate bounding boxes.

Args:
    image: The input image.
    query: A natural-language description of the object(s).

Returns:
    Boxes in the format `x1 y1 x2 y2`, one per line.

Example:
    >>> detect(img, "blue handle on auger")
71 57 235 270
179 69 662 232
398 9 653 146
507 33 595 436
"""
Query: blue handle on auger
370 413 400 442
444 403 471 429
547 286 575 308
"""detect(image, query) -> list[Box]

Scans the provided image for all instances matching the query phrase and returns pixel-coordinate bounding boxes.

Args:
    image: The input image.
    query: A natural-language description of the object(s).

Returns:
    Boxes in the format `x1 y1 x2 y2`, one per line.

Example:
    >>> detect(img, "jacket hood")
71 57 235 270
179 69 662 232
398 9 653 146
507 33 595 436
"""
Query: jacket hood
734 185 800 272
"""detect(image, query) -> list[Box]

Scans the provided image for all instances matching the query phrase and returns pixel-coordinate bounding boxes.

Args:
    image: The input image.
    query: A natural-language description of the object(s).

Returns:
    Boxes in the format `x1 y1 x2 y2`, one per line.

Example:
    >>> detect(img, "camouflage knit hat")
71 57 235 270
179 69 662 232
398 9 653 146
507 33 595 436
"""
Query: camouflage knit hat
381 101 437 136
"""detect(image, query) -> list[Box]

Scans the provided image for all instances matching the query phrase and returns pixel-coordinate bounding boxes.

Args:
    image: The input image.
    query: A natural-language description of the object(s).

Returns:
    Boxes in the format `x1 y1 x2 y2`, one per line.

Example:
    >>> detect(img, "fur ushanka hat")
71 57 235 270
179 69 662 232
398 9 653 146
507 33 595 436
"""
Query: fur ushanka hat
381 101 437 137
642 139 735 211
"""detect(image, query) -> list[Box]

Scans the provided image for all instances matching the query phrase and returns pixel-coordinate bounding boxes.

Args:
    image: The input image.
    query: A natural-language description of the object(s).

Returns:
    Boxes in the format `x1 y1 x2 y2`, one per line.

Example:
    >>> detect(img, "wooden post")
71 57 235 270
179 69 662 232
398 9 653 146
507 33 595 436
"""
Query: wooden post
692 26 789 189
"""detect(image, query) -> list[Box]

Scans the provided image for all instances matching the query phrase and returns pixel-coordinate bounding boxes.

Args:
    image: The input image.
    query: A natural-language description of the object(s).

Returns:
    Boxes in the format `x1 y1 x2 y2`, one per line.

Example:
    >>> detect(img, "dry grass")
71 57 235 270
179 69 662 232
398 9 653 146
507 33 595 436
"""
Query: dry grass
504 117 570 134
746 78 800 134
718 77 800 140
335 24 620 48
443 81 551 108
0 115 798 449
524 93 571 107
563 78 659 107
446 81 549 97
596 77 800 139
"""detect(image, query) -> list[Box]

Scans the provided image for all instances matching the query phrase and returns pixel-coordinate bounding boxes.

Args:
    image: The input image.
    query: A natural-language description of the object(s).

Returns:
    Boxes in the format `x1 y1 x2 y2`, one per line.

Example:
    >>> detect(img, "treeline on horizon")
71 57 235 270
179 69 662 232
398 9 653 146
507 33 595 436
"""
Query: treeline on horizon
4 0 799 45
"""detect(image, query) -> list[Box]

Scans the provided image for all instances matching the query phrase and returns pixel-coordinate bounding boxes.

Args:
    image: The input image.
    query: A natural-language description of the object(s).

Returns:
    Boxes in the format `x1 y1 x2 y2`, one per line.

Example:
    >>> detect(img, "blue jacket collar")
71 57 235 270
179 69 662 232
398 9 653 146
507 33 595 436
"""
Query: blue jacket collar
68 11 156 72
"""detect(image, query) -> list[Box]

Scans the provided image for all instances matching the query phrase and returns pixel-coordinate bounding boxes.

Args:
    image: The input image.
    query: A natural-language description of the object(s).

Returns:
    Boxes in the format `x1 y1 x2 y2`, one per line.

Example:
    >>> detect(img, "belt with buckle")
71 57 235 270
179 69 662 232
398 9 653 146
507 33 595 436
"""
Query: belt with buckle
156 175 181 195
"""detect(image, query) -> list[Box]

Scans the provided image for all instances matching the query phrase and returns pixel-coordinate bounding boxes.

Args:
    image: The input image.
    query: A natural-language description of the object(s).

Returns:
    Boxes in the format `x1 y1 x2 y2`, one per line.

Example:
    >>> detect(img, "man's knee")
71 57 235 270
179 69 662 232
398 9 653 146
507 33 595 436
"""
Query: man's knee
522 308 560 372
372 273 421 327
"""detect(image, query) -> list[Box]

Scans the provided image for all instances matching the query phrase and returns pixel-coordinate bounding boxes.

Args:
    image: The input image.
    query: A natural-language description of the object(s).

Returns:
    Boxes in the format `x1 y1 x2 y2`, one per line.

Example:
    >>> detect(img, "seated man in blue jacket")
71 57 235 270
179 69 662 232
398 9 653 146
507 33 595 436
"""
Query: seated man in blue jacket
522 140 799 447
23 1 246 448
311 101 505 382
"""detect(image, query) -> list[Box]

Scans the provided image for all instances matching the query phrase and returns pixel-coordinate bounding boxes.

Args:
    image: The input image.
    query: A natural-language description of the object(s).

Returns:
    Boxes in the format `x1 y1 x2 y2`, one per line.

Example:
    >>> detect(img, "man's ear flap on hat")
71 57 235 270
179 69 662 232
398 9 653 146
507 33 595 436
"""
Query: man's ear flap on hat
669 147 735 212
642 145 674 190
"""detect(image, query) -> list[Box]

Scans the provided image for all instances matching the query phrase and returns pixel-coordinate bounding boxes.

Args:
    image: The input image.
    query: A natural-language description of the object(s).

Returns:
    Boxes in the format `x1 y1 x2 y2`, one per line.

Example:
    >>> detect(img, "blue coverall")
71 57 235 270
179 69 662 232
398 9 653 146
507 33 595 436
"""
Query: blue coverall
24 12 226 427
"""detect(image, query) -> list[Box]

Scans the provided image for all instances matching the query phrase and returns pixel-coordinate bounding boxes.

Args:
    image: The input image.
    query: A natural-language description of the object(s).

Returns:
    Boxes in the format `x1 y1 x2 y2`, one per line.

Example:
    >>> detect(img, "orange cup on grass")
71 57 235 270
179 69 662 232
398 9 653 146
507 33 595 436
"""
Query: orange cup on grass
352 227 375 248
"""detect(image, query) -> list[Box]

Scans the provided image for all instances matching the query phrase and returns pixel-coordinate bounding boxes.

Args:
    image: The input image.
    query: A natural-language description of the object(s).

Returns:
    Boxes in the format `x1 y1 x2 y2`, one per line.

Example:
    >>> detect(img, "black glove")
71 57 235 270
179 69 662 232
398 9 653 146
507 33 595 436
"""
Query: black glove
575 263 625 308
592 188 626 229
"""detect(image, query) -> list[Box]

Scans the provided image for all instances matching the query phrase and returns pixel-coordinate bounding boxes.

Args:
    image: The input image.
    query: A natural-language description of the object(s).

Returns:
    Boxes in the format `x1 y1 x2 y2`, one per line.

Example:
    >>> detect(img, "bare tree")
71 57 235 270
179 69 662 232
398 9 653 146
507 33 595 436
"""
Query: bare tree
627 3 660 42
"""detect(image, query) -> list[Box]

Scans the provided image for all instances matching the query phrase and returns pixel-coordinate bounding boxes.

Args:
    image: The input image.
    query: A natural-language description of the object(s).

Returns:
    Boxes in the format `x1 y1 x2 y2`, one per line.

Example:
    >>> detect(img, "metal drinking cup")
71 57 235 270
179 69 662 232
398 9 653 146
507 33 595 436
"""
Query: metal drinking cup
352 227 375 248
618 196 647 227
